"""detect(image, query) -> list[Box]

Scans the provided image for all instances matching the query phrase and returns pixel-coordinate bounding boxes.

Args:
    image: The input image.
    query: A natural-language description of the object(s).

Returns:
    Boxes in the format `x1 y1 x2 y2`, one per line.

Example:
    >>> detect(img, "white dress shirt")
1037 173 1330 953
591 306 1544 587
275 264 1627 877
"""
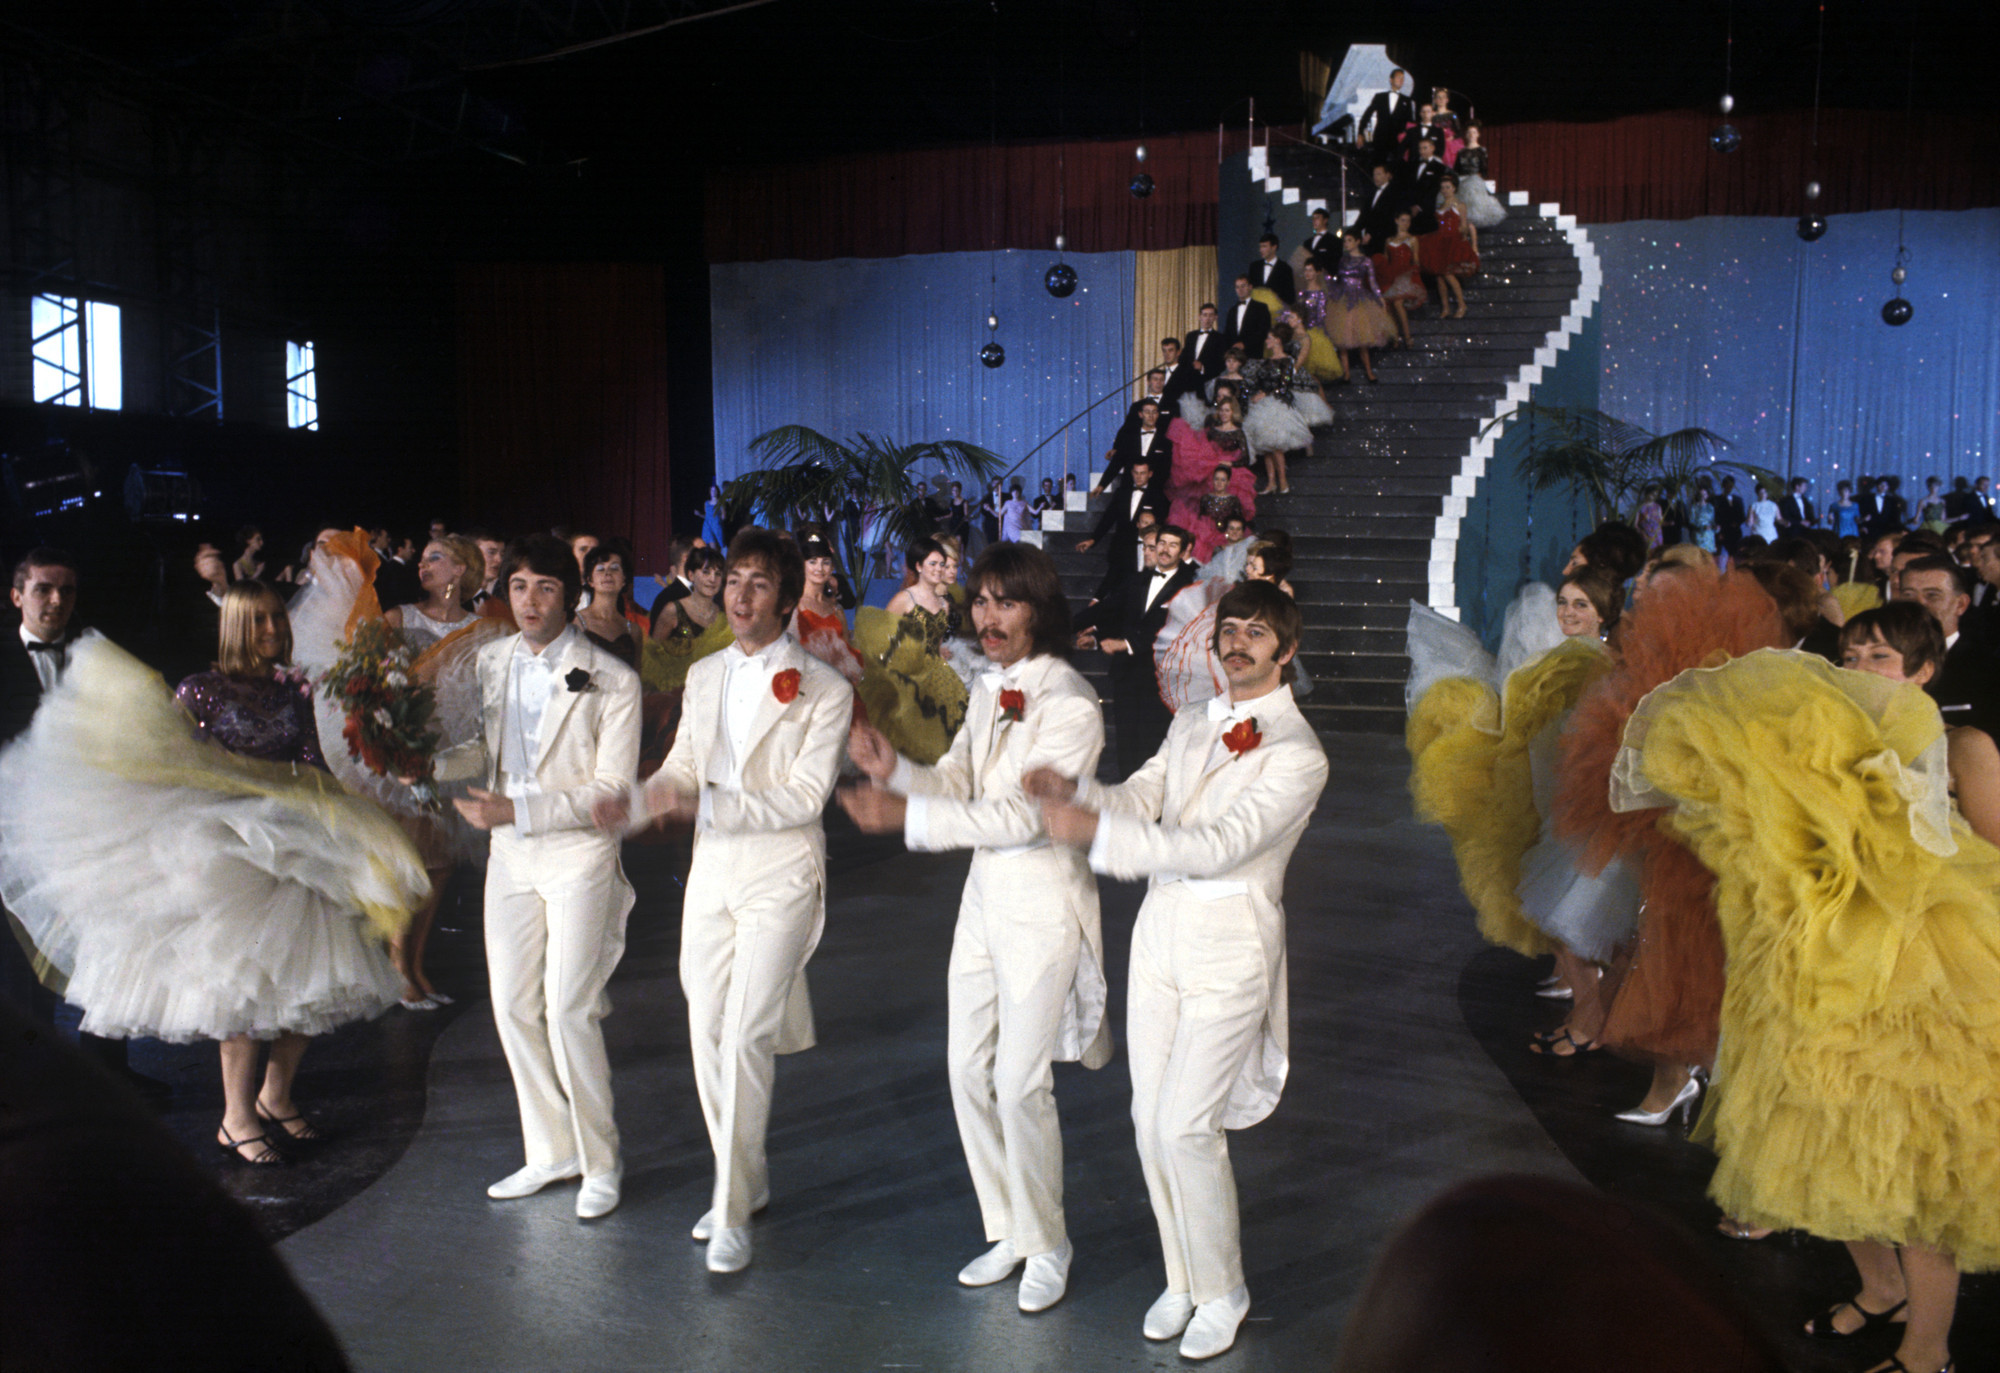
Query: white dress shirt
1137 429 1157 460
1141 566 1176 613
501 623 578 834
20 624 66 691
701 634 784 827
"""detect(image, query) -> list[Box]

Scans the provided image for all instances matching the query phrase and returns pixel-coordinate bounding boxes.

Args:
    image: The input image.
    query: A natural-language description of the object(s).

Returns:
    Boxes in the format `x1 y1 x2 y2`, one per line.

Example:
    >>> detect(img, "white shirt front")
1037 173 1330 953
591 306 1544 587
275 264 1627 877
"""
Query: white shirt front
1234 301 1249 329
716 636 783 791
1137 429 1157 459
19 624 65 691
502 623 578 832
1142 566 1177 612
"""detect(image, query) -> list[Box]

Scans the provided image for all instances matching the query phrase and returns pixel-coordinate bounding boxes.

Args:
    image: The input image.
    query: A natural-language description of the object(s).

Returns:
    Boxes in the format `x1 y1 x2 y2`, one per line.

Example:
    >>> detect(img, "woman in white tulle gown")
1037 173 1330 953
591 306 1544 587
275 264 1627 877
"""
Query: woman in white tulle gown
0 584 428 1165
1155 532 1313 711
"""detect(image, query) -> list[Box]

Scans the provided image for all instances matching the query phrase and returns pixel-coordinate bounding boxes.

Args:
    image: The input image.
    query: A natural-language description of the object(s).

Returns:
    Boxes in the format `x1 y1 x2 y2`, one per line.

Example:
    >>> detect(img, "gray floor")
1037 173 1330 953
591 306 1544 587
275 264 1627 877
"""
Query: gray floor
278 734 1578 1371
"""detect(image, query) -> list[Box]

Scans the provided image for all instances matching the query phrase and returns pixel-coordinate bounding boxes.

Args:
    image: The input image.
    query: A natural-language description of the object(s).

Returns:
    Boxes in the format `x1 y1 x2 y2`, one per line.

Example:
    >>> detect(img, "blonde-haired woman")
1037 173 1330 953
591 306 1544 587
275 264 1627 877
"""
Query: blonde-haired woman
0 582 426 1165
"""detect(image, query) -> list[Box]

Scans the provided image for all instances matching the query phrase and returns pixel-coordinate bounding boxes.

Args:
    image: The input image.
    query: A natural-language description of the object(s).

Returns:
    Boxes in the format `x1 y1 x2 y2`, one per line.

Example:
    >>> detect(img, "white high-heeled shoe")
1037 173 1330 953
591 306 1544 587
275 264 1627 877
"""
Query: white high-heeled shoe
1614 1072 1702 1127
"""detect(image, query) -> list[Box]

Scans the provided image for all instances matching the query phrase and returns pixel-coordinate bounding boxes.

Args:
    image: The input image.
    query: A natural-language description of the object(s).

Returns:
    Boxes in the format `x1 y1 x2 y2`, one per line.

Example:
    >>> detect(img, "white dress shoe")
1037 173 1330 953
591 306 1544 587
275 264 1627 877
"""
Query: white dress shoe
1016 1240 1072 1313
486 1160 580 1200
956 1239 1019 1287
1179 1285 1251 1360
1142 1289 1195 1340
691 1192 771 1242
706 1225 753 1273
576 1170 622 1219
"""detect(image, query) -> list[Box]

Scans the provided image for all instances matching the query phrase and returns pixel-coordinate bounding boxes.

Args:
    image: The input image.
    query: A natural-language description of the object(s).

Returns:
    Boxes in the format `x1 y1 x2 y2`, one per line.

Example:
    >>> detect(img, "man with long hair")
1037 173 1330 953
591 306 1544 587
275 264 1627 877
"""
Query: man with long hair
842 542 1110 1315
1029 580 1328 1360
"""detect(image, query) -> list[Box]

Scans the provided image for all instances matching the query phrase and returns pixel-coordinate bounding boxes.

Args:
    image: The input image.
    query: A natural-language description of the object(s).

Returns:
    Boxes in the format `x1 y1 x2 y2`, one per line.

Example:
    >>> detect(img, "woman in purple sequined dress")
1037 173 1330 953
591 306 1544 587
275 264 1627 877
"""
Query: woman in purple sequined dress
0 583 425 1167
1325 230 1399 383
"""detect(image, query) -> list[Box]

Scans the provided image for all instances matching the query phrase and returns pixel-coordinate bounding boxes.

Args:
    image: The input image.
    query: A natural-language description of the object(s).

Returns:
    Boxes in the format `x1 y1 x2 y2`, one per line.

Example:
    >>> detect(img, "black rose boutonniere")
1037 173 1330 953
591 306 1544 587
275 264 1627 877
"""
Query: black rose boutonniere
565 668 594 694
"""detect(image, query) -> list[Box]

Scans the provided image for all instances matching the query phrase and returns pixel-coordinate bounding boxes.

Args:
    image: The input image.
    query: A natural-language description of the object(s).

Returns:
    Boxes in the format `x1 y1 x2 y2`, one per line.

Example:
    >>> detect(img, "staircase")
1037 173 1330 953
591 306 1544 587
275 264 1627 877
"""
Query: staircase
1037 140 1600 743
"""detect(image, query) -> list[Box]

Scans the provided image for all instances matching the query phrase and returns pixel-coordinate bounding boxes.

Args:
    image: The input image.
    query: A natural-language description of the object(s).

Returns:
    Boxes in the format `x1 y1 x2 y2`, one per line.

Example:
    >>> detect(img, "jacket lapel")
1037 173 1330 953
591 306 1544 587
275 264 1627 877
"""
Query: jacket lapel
735 636 800 777
481 638 511 780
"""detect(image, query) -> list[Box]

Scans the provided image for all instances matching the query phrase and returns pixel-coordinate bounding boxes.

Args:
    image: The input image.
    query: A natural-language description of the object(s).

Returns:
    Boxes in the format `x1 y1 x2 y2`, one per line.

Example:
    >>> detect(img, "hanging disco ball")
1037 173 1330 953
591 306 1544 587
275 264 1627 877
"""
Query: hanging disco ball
1710 124 1741 154
1796 214 1828 242
1892 266 1908 285
1130 171 1155 198
1882 297 1913 327
979 340 1007 367
1044 263 1078 297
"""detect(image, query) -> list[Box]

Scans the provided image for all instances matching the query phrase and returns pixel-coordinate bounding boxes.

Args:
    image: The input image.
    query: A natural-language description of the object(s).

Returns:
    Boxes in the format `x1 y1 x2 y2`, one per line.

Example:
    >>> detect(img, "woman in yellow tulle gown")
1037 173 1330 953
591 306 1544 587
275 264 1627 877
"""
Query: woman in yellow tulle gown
1615 631 2000 1373
851 536 968 765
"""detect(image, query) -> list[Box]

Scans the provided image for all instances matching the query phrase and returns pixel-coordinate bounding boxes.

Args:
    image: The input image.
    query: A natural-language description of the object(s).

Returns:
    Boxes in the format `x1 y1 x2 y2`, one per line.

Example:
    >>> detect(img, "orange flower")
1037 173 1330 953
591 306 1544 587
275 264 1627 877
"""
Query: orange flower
772 668 802 704
1221 717 1262 757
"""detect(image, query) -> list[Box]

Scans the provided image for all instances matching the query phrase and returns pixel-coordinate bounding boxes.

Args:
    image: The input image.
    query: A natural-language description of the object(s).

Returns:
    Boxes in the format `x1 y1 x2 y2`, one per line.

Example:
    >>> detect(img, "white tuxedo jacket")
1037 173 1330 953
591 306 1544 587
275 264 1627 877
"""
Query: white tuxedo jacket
436 630 641 833
1082 684 1327 1125
894 651 1112 1067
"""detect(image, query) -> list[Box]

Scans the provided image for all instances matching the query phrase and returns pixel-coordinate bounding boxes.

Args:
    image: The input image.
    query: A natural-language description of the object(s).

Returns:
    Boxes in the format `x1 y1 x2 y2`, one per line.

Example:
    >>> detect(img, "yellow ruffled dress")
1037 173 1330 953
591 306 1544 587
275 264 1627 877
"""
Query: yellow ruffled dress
641 614 735 693
1615 648 2000 1268
1832 581 1883 620
1406 638 1610 956
852 602 968 766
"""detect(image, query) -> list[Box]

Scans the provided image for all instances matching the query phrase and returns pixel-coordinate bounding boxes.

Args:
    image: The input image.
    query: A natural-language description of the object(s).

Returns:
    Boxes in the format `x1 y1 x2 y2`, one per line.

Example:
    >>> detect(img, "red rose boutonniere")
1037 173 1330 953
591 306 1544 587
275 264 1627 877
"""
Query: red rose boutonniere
772 668 802 704
998 688 1027 723
1221 718 1262 757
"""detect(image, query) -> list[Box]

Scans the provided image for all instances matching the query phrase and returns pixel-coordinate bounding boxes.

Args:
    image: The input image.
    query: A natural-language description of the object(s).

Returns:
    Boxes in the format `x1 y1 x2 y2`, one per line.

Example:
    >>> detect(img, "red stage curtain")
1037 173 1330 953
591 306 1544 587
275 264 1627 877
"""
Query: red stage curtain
455 263 673 569
1486 108 1997 223
705 128 1254 263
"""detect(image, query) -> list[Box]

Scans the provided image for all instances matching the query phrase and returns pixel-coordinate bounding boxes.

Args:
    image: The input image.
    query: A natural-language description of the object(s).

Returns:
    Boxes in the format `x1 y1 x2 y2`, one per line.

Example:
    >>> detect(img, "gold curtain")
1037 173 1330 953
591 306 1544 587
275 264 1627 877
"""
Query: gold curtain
1132 245 1219 398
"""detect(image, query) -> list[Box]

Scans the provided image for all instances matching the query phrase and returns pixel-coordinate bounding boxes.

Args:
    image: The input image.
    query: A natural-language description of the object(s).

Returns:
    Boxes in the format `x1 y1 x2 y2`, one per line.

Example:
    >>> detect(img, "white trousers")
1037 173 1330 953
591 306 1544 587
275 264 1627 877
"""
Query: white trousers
682 829 822 1229
1127 886 1269 1305
947 850 1083 1259
485 827 634 1180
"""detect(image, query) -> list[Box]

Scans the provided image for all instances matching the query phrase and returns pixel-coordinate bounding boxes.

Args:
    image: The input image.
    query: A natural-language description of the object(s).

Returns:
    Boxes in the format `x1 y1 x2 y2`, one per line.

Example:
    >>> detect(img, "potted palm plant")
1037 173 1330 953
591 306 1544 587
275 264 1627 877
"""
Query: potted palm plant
1483 404 1778 526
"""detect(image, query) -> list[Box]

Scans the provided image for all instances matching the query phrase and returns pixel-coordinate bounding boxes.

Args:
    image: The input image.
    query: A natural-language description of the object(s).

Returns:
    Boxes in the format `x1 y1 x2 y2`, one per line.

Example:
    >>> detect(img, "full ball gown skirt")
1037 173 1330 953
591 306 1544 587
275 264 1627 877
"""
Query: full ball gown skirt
1242 394 1314 458
1324 257 1398 351
1370 241 1428 306
852 602 968 765
1455 175 1508 230
1154 578 1312 714
1419 206 1480 277
1614 649 2000 1268
1292 289 1347 382
0 639 423 1042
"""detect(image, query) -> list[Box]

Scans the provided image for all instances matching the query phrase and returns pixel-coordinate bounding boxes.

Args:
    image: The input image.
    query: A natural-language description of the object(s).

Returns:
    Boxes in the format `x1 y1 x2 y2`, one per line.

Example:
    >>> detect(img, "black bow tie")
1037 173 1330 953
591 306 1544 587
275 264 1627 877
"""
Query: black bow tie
25 639 65 654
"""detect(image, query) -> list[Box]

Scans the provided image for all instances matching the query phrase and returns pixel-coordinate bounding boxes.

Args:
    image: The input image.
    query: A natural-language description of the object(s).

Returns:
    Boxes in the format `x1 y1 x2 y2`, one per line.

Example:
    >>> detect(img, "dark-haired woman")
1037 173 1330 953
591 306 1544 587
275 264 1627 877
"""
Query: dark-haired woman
853 537 969 763
1325 231 1397 383
577 541 641 671
644 545 733 693
0 583 427 1165
1419 176 1479 318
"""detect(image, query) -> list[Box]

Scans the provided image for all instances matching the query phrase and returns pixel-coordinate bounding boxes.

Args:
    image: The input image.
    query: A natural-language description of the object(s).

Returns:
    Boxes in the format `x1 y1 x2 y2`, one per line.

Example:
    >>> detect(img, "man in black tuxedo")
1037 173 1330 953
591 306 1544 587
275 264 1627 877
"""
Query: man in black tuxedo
370 527 421 609
1777 476 1817 533
1359 68 1415 162
1 549 154 1095
1302 208 1339 265
1158 337 1201 407
1077 457 1170 595
1183 304 1225 388
1711 476 1747 557
1901 556 2000 736
1219 276 1271 361
1355 162 1405 252
1407 140 1450 234
1977 476 1995 516
1095 401 1174 498
1401 109 1445 165
1246 235 1294 304
1126 369 1170 425
1074 523 1200 778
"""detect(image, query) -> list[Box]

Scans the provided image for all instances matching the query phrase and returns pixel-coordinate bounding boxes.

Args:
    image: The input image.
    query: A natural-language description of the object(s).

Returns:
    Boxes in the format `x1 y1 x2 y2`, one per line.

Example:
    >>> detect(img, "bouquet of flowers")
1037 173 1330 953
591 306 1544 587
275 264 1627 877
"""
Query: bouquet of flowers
318 619 443 810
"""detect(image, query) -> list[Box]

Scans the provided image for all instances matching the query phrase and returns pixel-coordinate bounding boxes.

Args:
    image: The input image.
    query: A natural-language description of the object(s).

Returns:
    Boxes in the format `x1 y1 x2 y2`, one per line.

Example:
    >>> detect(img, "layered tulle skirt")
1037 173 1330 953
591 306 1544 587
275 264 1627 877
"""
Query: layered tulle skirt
851 607 969 765
1457 174 1508 229
0 639 424 1042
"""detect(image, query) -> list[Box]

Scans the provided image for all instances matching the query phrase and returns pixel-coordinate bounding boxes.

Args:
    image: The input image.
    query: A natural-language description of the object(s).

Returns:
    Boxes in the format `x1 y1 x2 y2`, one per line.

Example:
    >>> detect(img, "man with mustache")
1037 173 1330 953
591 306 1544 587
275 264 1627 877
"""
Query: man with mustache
1028 580 1328 1361
840 543 1110 1316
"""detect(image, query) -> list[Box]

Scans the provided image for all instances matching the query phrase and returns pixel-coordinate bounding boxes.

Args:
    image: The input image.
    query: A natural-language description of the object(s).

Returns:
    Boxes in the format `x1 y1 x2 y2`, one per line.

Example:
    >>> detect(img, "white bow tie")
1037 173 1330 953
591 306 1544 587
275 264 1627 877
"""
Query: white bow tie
1207 695 1253 723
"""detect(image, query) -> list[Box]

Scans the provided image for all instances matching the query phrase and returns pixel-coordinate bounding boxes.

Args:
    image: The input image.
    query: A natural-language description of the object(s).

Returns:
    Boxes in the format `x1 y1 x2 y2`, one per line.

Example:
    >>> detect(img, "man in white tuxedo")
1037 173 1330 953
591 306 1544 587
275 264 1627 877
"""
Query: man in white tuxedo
440 535 641 1221
841 543 1109 1314
596 527 850 1273
1029 580 1328 1361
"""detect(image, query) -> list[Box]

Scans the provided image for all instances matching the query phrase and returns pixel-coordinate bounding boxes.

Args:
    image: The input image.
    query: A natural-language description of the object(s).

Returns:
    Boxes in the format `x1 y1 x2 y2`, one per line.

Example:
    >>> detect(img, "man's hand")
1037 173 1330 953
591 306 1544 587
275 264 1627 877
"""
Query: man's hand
1074 538 1095 552
1100 638 1129 655
454 788 516 831
1020 767 1076 803
848 723 898 782
591 794 632 832
837 781 907 834
1041 799 1100 849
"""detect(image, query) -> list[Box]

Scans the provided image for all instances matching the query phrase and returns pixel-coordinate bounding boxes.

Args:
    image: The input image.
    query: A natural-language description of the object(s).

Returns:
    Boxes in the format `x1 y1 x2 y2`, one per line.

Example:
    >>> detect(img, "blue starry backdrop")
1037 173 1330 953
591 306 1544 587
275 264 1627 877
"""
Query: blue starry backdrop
710 250 1136 494
1595 209 2000 491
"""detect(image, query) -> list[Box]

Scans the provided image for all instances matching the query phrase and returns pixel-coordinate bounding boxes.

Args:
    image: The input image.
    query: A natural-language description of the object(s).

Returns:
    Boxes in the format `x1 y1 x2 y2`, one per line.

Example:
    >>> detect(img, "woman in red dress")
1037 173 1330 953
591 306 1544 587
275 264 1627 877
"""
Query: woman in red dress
1370 210 1426 347
1419 175 1480 318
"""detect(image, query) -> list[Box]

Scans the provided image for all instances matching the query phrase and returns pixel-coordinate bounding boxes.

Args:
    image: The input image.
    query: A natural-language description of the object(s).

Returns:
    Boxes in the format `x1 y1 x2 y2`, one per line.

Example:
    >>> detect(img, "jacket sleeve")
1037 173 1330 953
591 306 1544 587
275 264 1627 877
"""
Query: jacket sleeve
638 671 706 816
518 669 642 834
891 697 977 802
908 693 1103 852
1076 731 1172 821
1090 738 1328 882
706 675 853 834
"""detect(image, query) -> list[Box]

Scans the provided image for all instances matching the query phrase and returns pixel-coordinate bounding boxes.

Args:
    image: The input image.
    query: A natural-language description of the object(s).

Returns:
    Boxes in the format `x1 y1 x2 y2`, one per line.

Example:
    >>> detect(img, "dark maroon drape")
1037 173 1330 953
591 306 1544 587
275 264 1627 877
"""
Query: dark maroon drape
455 263 673 569
706 128 1254 263
1486 108 1998 224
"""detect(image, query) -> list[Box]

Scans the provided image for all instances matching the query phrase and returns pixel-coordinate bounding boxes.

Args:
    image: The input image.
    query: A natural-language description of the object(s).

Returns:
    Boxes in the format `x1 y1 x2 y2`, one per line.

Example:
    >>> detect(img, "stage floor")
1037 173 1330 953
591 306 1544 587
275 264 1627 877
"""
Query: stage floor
127 732 1993 1370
